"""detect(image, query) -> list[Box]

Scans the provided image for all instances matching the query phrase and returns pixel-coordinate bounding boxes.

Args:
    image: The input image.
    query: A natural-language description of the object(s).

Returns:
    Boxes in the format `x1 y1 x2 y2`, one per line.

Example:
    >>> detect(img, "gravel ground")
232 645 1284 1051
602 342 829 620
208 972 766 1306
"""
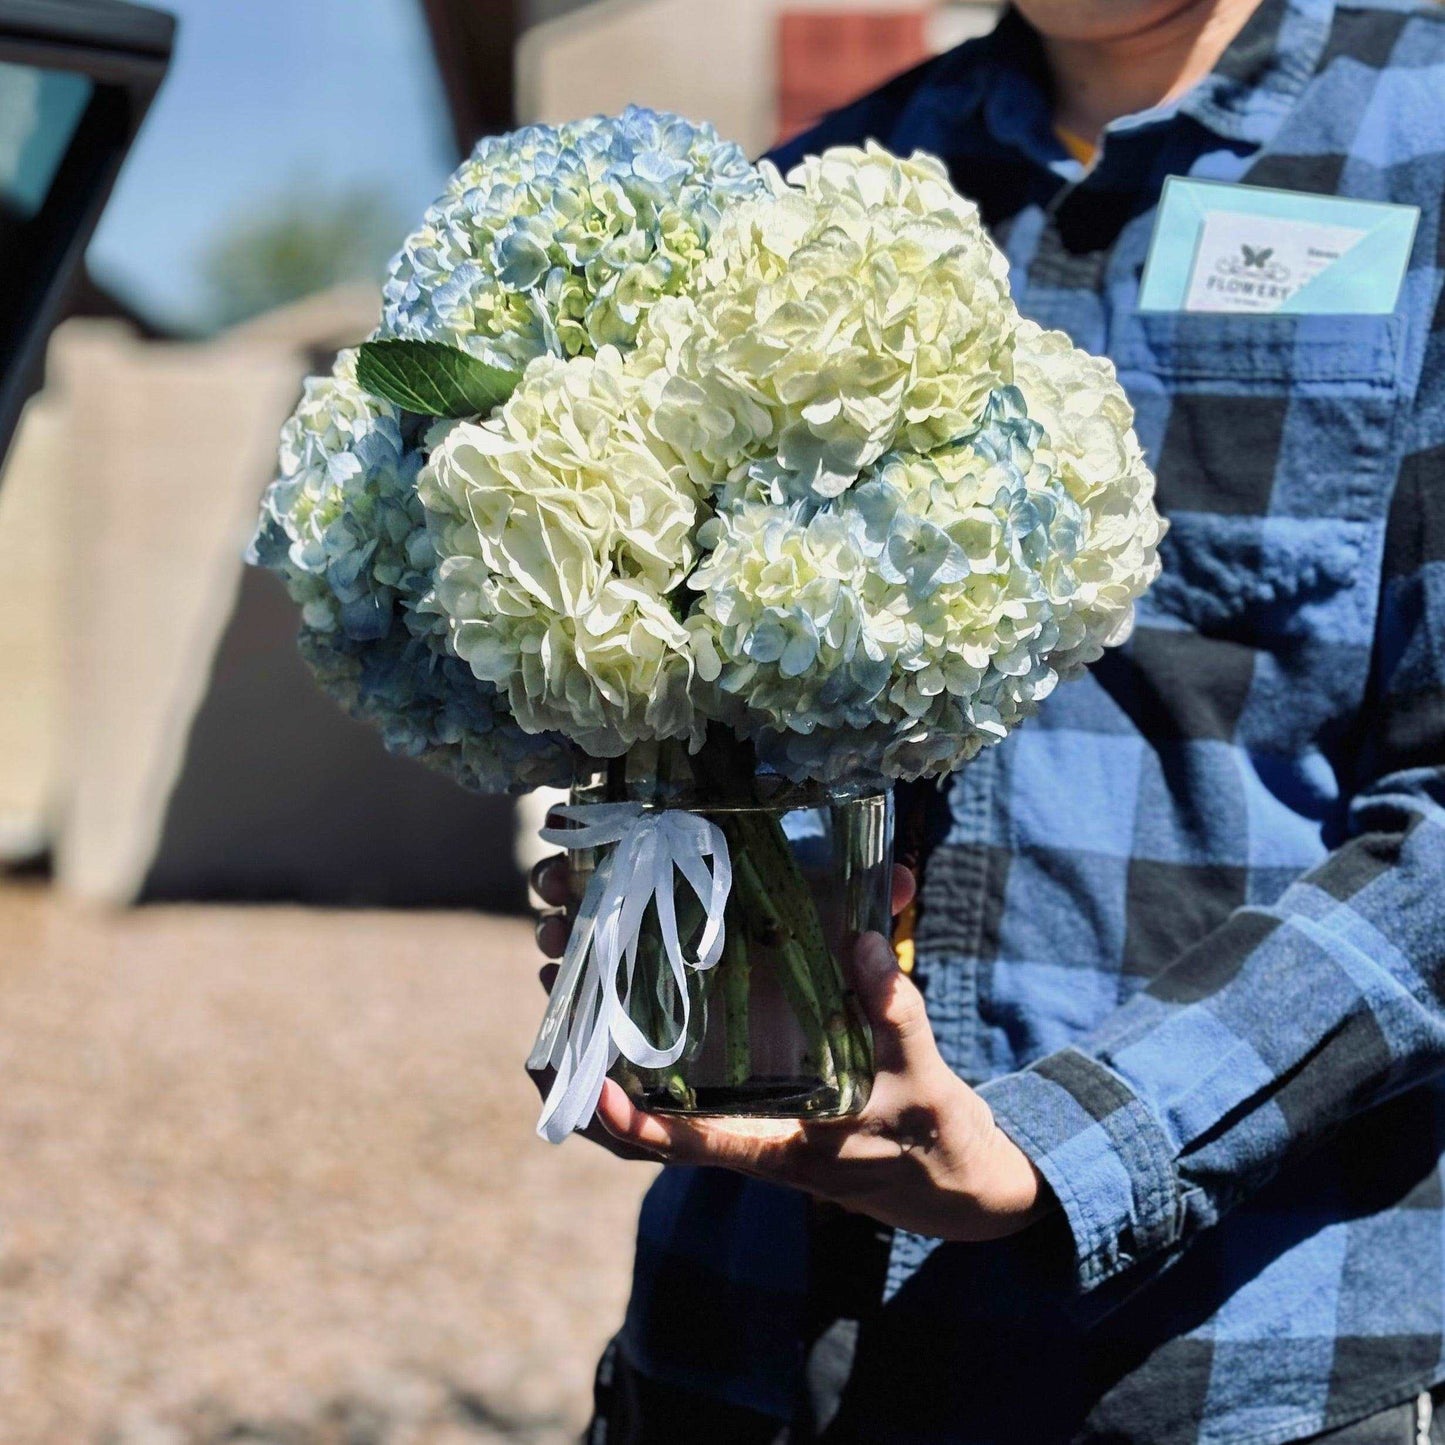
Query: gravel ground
0 881 656 1444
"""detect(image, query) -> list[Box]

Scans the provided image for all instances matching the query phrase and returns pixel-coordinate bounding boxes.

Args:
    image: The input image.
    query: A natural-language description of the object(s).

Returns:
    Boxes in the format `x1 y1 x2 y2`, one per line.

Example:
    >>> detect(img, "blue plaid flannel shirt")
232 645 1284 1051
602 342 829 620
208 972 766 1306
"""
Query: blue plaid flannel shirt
595 4 1445 1442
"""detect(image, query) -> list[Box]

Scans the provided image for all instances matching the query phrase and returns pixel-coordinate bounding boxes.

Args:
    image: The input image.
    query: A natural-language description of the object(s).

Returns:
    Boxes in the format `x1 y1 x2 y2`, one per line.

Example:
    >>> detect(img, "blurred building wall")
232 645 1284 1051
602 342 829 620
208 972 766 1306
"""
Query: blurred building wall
49 321 303 904
0 395 65 861
517 0 999 155
0 291 529 911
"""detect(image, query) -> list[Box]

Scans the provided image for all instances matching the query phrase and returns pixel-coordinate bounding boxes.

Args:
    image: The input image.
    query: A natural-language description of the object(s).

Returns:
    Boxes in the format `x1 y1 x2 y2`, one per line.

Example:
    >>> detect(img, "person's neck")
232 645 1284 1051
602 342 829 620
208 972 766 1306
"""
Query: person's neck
1044 0 1263 141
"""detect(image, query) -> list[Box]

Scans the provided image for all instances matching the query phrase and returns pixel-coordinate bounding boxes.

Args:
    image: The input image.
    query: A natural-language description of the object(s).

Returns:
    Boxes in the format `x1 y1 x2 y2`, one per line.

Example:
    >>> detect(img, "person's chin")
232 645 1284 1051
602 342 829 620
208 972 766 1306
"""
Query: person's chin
1012 0 1206 45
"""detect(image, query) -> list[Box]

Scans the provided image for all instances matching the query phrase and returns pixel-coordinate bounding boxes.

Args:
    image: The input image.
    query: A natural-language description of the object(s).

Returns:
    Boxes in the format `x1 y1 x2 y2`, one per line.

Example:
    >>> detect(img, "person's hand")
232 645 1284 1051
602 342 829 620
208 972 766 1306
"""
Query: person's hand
528 856 916 1166
529 860 1051 1245
592 928 1051 1242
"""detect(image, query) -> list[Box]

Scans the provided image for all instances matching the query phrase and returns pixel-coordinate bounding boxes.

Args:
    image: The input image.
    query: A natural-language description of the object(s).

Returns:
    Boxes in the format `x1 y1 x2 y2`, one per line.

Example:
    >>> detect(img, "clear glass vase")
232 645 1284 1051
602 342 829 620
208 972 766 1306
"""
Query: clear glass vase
564 738 894 1119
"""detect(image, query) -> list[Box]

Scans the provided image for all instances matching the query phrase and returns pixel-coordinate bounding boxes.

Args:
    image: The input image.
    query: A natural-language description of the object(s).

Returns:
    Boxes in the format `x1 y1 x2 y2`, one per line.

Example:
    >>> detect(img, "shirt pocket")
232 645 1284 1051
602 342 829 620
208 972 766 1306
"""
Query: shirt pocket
1110 310 1406 645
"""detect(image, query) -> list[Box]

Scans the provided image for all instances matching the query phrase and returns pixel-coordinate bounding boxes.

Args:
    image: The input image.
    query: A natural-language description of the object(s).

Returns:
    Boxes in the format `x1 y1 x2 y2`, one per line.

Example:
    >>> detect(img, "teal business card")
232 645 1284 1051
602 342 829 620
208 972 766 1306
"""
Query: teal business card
1138 176 1419 315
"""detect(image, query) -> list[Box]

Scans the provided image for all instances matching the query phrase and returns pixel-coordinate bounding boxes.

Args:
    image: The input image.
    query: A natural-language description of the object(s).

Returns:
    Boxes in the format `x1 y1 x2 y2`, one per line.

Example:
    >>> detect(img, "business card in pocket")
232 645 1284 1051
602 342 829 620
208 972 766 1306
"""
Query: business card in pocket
1138 176 1418 315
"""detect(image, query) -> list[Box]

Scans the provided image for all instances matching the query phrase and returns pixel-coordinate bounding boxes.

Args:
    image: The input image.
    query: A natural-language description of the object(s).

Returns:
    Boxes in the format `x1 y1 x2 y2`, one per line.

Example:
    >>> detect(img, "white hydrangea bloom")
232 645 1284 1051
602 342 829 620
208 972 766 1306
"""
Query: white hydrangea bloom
1010 320 1166 675
421 347 715 757
382 107 764 374
640 148 1018 504
787 141 1005 256
688 384 1159 782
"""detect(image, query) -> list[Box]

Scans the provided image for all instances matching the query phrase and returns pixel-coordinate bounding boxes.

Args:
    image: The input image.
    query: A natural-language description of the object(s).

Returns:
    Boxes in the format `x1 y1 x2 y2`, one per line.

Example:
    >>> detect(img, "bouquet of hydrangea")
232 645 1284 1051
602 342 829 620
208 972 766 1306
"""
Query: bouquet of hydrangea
250 108 1164 1141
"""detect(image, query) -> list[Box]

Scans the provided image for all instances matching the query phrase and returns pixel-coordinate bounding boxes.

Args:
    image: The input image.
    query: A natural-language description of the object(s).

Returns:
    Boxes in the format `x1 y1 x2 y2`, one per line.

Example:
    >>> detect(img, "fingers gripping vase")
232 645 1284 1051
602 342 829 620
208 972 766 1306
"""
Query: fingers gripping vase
561 740 894 1119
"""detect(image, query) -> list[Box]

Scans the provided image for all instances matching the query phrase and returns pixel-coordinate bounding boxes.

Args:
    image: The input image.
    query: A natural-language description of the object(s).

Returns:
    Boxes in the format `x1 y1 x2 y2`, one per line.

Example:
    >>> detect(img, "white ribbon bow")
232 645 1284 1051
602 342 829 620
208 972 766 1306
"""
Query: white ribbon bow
525 802 733 1144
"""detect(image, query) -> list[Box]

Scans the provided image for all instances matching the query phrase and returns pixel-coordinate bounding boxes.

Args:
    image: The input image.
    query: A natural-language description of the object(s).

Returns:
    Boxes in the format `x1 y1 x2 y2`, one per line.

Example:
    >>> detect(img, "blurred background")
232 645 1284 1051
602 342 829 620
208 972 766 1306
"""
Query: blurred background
0 2 997 1440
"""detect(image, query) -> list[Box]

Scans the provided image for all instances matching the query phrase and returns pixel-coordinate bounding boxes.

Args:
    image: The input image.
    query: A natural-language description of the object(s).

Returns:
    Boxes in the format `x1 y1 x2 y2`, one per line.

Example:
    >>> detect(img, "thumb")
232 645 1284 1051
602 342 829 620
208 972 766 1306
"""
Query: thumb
850 931 940 1075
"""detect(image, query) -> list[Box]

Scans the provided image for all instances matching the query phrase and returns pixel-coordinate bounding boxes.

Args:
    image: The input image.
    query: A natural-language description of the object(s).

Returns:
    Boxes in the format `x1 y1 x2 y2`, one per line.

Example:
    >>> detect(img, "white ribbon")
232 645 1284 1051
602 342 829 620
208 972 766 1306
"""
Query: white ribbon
526 802 733 1144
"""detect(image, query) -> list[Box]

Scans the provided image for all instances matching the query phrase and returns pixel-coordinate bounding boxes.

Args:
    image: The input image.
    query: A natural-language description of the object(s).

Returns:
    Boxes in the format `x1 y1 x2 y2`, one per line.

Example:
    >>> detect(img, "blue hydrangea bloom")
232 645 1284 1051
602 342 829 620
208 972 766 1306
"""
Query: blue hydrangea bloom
248 349 435 644
299 628 574 794
249 349 577 792
381 107 764 373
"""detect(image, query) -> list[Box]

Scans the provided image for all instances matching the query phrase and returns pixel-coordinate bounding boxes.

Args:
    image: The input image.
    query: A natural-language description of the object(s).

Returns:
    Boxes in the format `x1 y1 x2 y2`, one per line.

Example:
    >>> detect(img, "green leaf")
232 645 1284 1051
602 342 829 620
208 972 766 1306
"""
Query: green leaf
355 339 520 419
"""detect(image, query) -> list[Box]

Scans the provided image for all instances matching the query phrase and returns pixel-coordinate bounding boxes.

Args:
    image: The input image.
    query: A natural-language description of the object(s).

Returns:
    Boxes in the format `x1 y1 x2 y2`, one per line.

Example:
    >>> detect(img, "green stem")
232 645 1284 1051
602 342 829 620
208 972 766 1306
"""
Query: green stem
635 923 695 1110
687 733 872 1108
728 809 861 1098
829 798 881 1099
604 753 628 801
722 898 752 1088
725 832 835 1078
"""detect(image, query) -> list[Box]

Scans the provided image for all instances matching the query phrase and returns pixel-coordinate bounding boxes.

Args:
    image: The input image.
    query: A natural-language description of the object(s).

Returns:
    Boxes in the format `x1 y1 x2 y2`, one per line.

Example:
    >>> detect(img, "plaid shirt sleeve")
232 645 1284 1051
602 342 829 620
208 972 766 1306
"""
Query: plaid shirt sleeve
979 302 1445 1295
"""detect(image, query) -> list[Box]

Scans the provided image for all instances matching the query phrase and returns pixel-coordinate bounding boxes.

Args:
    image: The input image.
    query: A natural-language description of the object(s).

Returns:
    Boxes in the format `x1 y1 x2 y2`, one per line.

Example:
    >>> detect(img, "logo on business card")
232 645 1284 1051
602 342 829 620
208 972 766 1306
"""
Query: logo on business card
1213 241 1291 290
